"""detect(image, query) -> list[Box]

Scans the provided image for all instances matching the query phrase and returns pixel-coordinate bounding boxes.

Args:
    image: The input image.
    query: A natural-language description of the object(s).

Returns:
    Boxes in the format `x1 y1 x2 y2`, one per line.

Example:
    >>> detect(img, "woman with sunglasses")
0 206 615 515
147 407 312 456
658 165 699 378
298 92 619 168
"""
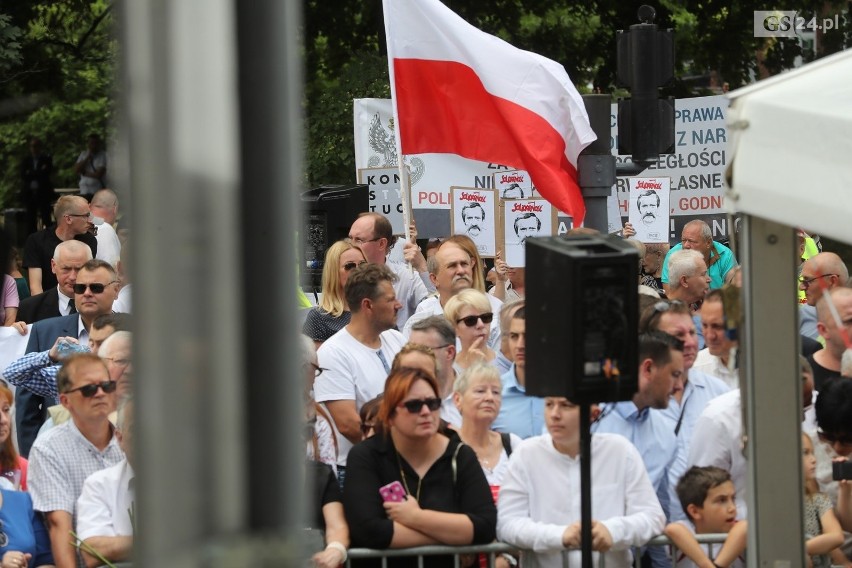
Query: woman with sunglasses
343 368 496 567
303 240 367 346
444 289 497 373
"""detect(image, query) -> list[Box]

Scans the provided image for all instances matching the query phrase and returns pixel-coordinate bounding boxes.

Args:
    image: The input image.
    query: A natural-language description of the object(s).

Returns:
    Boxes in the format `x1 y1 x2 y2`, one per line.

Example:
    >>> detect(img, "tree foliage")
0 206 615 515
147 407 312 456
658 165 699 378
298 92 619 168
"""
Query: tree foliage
302 0 850 187
0 1 115 206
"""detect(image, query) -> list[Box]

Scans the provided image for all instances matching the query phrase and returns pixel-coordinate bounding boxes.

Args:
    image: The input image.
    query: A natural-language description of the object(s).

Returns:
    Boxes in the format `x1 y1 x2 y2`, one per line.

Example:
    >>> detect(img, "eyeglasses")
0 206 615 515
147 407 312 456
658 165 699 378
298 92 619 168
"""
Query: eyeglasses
642 300 686 329
799 274 837 289
65 380 118 397
457 313 494 327
73 281 118 294
66 212 92 219
343 261 367 272
361 421 376 435
102 357 131 367
399 397 442 413
817 429 852 446
347 236 382 246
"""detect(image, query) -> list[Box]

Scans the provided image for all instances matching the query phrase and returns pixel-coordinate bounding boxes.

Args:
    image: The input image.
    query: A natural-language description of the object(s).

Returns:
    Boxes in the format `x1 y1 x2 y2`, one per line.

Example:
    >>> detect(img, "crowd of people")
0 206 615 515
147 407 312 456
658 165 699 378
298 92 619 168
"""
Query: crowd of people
299 211 852 567
0 170 133 567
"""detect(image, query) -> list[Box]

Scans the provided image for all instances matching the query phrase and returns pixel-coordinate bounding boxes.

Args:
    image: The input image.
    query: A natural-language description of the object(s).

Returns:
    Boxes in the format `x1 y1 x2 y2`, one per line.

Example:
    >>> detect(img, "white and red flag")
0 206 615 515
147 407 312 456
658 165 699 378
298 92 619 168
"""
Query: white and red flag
383 0 596 224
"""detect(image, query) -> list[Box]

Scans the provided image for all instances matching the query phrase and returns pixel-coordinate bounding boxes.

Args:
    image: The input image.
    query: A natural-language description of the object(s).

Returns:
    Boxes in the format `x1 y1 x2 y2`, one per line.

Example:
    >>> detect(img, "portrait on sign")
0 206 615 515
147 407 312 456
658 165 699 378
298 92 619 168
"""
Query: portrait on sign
493 169 534 200
628 177 671 244
451 187 497 258
503 198 557 267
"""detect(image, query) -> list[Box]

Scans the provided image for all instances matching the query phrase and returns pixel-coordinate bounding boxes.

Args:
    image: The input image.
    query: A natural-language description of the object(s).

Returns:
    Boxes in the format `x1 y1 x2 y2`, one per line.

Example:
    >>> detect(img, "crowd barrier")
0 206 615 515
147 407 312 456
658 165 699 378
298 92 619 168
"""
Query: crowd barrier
345 533 730 567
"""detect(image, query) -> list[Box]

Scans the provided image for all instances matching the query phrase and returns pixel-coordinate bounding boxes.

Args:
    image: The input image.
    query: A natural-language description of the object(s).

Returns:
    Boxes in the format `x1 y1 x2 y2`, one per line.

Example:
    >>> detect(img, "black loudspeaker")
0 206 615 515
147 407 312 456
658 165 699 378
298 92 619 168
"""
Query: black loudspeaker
300 184 368 292
525 234 639 403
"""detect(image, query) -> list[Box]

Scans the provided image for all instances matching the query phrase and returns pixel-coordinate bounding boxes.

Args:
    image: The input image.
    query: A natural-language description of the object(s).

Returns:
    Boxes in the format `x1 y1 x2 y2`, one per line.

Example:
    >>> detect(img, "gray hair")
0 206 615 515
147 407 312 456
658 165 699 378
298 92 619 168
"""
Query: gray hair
100 331 131 360
299 334 316 366
410 315 456 347
53 240 93 262
116 395 133 430
684 220 712 242
453 362 502 395
668 249 704 290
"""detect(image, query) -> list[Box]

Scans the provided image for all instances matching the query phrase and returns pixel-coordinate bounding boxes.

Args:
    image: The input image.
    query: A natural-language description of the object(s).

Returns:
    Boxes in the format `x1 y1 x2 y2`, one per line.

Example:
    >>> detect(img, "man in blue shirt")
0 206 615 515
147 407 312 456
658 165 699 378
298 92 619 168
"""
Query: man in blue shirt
492 306 544 438
661 220 737 290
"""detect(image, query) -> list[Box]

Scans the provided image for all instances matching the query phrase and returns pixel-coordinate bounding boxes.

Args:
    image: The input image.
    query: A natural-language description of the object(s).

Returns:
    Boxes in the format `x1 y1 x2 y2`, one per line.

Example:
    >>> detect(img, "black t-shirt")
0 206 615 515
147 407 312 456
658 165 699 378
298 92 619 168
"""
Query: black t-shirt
807 351 841 392
22 227 98 291
307 460 342 531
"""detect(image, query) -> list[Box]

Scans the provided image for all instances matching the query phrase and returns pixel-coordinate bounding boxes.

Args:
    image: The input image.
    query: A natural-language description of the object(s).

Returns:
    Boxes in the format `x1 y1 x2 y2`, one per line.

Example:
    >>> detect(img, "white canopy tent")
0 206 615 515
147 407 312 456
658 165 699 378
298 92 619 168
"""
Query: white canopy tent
726 48 852 566
728 48 852 240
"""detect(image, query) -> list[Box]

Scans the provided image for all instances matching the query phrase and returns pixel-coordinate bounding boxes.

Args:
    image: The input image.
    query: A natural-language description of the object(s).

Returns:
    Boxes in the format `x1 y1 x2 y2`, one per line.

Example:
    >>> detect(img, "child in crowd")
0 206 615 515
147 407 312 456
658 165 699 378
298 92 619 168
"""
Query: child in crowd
665 466 747 568
802 433 844 567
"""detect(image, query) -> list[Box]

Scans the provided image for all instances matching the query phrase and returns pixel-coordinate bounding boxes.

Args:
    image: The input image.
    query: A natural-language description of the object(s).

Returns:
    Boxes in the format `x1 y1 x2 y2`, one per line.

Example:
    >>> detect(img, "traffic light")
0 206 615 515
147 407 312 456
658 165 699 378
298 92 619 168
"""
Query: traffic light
617 5 675 163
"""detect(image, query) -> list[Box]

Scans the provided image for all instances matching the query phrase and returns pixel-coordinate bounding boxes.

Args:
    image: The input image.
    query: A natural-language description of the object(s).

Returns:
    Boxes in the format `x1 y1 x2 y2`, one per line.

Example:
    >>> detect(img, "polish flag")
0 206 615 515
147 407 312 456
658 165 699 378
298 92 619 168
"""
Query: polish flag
383 0 596 224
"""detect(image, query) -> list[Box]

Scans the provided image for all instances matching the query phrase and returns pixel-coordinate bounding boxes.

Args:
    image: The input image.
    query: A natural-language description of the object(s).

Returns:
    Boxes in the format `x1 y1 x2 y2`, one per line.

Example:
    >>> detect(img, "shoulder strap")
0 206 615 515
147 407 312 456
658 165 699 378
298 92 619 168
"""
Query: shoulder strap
451 440 465 484
500 432 513 457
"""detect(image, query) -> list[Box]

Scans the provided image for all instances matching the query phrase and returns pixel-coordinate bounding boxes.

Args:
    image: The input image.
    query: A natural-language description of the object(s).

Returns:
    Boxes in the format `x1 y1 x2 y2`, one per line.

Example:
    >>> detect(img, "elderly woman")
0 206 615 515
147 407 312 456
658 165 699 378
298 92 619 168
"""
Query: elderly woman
455 363 521 568
302 335 337 472
343 367 496 567
454 363 520 489
302 240 367 345
497 397 665 568
444 289 497 372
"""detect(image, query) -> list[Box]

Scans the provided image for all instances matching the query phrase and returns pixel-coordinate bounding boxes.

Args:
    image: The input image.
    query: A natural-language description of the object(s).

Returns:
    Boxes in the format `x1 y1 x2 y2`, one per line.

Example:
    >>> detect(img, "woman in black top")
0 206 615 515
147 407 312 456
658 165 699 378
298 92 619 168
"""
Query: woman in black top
343 368 496 567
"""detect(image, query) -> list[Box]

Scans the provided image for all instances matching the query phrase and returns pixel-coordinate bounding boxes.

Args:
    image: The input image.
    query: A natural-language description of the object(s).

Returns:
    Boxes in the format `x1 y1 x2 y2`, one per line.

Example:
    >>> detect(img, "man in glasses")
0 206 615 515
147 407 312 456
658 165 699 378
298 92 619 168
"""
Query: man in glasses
23 195 99 295
348 212 433 329
799 252 848 340
11 259 119 458
314 263 406 482
76 395 135 568
28 353 124 568
18 240 93 323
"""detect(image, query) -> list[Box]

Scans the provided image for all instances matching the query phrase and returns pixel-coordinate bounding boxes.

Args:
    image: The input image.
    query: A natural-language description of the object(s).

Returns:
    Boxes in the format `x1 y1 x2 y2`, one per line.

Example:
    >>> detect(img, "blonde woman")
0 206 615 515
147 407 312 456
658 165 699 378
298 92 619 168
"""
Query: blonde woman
302 240 367 345
444 289 497 372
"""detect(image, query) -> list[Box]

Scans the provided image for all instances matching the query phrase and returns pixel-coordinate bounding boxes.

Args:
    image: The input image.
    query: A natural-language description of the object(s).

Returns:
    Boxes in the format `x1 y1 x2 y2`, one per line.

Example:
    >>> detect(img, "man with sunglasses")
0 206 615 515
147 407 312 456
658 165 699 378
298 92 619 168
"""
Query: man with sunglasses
12 259 119 458
28 353 124 568
348 212 433 329
314 263 406 482
799 252 848 340
22 195 99 296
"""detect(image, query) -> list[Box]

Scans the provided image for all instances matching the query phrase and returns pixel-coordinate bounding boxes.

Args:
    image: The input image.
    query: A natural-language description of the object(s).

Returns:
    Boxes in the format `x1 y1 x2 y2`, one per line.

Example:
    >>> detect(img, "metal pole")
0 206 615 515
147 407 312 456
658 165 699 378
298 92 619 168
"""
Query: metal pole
579 94 616 232
580 404 593 568
740 214 805 566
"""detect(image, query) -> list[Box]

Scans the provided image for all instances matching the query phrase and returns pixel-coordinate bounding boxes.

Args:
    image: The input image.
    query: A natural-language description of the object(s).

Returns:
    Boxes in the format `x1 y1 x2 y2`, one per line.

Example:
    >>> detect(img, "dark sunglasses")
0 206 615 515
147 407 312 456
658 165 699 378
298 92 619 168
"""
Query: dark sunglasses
457 312 494 327
399 397 442 413
74 281 118 294
66 380 118 398
343 261 367 272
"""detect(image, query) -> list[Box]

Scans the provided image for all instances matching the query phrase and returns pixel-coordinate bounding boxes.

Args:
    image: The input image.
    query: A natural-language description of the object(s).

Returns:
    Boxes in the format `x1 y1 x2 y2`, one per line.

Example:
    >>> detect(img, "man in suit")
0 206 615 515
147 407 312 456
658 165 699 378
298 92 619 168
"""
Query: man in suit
18 240 93 324
14 259 119 457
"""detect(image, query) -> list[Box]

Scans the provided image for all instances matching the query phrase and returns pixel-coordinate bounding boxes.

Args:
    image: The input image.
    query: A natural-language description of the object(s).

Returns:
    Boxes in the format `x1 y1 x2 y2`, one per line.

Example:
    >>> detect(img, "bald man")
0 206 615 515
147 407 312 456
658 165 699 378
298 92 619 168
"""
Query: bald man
799 252 849 340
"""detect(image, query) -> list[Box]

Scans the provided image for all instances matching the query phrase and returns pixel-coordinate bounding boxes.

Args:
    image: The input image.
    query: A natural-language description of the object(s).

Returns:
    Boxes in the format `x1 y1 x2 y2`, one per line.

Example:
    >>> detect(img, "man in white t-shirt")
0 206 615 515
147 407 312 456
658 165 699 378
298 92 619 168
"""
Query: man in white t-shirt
314 263 406 472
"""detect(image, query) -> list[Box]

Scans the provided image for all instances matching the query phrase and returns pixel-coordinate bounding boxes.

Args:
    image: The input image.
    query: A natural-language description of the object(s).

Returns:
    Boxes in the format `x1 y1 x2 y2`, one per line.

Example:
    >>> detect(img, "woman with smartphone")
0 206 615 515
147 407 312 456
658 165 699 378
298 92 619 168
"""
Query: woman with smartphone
343 367 496 567
302 240 367 346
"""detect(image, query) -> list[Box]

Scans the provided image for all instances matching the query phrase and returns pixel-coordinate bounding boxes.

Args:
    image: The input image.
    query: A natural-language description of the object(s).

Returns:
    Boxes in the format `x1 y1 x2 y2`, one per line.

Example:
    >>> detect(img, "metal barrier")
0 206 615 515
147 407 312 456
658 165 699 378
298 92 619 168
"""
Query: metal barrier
344 534 731 567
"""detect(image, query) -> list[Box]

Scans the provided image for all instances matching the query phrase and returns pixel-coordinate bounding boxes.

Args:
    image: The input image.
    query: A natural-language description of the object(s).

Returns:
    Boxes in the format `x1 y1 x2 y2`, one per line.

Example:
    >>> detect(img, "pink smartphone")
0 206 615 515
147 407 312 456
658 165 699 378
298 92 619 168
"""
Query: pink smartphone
379 480 406 502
